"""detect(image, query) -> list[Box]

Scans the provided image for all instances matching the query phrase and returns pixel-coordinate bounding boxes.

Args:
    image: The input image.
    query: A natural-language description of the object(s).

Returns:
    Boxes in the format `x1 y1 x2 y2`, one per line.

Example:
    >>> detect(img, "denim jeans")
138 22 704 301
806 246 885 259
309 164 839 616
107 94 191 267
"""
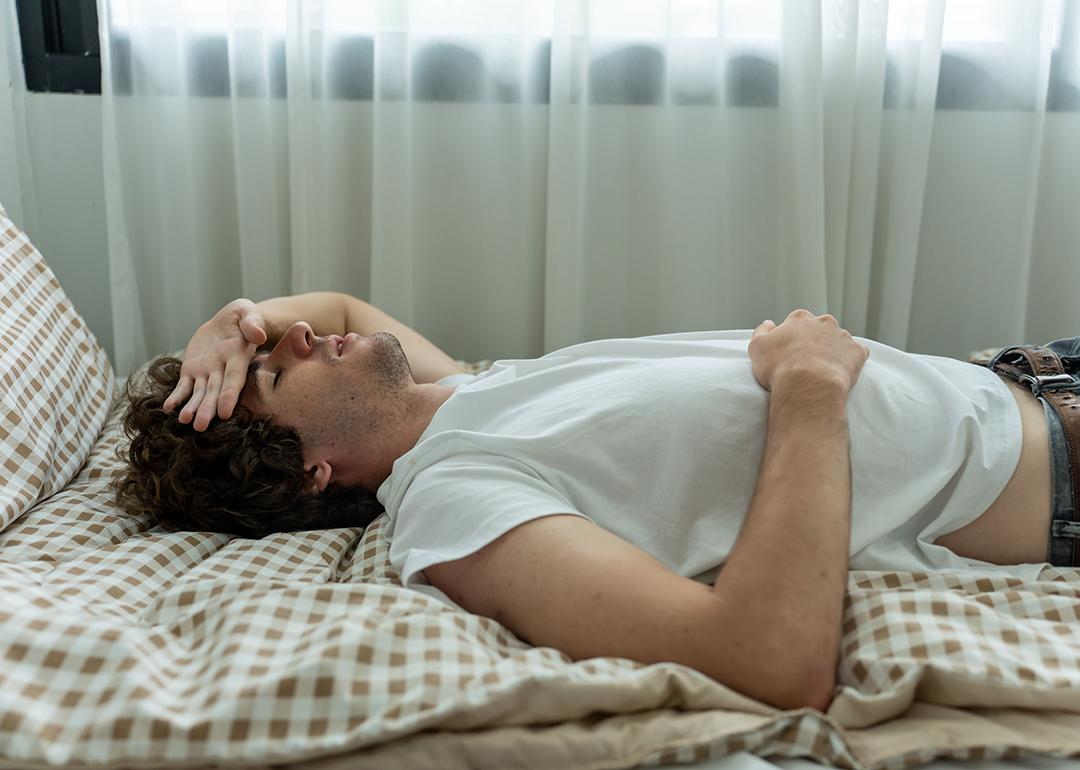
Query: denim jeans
994 336 1080 567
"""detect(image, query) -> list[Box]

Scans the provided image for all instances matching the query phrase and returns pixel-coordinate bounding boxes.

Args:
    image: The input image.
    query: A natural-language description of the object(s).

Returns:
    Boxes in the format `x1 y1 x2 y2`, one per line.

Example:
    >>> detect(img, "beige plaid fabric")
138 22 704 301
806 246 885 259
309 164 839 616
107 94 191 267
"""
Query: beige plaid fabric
0 203 115 532
3 359 1080 766
1 372 1080 768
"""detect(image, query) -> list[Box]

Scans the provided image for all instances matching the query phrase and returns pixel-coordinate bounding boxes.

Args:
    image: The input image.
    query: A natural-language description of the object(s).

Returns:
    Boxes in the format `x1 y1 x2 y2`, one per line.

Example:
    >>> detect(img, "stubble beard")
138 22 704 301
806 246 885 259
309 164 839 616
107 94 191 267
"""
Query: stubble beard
348 332 413 437
304 332 413 454
369 331 413 388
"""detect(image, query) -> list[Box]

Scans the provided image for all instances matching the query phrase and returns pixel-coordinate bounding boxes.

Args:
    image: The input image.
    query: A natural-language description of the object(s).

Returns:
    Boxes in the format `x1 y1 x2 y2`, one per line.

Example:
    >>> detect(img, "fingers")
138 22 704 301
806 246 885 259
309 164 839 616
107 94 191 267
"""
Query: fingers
170 347 253 429
755 311 855 337
782 309 843 329
178 378 207 425
240 309 268 346
785 308 835 323
193 371 223 432
218 357 250 420
163 375 194 413
172 368 240 431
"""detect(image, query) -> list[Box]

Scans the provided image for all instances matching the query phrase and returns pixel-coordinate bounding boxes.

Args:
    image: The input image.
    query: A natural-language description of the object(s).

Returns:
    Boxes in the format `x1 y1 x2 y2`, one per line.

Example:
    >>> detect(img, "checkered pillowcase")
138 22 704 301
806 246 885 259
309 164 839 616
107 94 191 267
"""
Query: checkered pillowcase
0 202 115 531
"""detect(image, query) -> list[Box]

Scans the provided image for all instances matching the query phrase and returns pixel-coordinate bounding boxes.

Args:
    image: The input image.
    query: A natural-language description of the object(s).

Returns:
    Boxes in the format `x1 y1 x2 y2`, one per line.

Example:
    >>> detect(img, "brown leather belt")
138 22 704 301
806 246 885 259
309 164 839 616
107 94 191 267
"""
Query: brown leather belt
988 345 1080 565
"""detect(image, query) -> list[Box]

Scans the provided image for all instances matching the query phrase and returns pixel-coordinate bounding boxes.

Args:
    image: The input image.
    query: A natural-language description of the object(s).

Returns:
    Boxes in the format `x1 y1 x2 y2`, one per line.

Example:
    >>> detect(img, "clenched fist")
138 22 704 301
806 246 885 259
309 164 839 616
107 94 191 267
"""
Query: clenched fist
748 309 870 393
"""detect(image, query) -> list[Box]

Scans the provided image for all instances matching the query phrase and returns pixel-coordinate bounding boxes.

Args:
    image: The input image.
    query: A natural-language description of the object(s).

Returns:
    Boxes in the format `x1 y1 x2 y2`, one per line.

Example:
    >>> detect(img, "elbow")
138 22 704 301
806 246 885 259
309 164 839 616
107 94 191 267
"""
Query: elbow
765 685 832 713
694 619 840 712
802 682 836 713
761 659 837 713
703 661 837 713
797 660 838 713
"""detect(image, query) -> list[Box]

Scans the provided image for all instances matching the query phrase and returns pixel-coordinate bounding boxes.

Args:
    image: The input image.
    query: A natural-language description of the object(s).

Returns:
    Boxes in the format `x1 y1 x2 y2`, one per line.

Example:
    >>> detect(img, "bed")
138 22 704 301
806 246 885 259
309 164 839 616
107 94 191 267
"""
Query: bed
4 204 1080 770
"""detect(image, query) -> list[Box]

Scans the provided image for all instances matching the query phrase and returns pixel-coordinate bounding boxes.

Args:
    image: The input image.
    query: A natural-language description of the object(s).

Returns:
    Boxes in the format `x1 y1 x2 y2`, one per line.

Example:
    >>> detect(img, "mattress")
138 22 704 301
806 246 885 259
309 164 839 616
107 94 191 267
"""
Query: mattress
3 372 1080 770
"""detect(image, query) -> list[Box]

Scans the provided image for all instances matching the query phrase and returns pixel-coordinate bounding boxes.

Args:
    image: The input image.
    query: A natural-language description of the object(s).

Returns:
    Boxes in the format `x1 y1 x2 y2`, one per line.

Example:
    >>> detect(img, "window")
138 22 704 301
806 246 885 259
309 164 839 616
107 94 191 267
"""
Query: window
16 0 1080 110
16 0 101 93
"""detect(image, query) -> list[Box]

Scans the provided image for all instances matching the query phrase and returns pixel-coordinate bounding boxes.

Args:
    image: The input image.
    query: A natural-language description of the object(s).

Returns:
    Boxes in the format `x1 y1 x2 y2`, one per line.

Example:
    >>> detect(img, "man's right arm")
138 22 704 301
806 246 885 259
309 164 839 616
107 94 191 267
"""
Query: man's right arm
711 371 852 711
424 310 863 712
421 370 854 712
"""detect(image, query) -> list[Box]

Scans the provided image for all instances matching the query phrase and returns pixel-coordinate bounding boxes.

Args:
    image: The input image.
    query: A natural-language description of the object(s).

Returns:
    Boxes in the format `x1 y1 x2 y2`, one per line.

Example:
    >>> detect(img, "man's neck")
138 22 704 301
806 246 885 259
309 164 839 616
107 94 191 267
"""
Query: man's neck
364 383 457 492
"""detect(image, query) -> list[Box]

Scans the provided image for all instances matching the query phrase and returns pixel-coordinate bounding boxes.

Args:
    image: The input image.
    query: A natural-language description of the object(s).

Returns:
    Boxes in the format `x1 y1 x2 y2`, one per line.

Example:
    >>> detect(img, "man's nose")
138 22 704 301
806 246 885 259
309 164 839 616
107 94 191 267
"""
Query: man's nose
271 322 316 361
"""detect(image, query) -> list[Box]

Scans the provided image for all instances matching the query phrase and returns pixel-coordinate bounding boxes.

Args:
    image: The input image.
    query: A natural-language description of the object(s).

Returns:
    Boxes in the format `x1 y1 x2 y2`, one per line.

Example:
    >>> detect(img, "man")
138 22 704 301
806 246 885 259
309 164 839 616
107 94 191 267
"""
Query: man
116 291 1061 714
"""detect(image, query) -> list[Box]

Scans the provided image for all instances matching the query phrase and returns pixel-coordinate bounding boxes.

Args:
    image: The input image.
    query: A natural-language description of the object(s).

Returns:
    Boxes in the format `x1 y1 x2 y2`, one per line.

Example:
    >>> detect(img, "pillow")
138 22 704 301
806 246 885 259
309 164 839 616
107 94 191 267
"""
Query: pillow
0 202 115 530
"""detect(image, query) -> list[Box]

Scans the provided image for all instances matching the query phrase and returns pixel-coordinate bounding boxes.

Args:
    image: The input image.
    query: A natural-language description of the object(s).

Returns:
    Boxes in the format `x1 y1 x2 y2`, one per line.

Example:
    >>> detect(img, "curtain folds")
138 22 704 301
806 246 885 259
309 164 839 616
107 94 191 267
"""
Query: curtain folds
98 0 1080 375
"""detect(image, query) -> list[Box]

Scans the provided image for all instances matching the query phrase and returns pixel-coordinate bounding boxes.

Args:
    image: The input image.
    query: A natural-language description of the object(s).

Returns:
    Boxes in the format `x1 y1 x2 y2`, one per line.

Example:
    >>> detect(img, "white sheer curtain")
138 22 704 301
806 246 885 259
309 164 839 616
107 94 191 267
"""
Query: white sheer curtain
98 0 1080 375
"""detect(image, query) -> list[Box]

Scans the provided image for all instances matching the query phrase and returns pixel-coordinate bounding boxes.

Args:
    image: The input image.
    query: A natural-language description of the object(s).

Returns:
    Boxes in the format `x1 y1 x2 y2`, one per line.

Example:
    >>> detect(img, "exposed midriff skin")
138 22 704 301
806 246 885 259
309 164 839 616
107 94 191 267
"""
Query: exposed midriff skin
932 377 1053 566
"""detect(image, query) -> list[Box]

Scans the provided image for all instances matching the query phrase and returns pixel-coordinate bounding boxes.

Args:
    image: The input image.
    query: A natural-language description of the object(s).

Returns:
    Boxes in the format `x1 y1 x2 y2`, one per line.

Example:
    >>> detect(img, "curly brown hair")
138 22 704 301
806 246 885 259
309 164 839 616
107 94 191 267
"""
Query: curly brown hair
114 356 385 538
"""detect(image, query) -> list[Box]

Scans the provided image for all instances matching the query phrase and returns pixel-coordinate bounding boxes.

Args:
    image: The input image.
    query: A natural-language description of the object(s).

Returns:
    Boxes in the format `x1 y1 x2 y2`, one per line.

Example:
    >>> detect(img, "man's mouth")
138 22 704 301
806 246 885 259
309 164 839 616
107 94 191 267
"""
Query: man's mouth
329 332 363 358
325 335 345 357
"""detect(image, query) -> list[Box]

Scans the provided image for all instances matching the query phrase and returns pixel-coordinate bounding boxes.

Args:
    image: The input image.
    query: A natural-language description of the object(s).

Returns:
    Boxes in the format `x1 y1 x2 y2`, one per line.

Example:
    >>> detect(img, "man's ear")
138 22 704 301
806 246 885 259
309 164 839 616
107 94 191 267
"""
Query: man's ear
305 460 333 494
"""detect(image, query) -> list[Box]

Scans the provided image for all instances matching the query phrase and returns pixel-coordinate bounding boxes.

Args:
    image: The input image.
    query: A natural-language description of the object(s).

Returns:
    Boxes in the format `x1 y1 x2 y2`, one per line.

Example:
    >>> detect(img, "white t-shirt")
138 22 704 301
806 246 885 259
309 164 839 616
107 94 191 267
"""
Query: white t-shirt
377 330 1045 598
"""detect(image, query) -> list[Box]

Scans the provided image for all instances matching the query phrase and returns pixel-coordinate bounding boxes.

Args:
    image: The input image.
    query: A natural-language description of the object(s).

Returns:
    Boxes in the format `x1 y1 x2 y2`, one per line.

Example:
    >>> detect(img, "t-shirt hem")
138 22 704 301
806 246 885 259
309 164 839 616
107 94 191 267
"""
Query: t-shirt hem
927 366 1025 544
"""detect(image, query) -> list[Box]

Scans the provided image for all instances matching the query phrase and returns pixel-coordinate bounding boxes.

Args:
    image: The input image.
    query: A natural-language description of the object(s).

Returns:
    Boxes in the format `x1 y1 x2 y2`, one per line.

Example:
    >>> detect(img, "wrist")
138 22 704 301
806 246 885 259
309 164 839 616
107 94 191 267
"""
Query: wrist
771 366 850 401
251 299 284 347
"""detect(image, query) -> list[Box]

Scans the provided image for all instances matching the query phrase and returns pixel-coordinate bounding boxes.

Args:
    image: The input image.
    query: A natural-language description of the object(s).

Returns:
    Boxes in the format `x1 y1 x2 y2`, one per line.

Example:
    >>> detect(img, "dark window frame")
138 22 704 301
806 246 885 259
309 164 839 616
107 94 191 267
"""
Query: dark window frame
16 0 101 93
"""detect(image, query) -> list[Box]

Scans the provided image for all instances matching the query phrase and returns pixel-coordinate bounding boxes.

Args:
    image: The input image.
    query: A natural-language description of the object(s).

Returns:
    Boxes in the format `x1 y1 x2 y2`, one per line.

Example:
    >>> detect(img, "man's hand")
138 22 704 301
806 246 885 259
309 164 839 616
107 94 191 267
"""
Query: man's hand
748 309 869 393
163 299 269 431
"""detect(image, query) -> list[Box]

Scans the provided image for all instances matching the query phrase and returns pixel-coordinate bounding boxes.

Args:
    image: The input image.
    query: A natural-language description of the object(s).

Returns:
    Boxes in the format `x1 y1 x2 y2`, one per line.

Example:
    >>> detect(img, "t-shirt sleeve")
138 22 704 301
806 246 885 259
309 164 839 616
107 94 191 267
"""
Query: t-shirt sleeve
386 452 595 591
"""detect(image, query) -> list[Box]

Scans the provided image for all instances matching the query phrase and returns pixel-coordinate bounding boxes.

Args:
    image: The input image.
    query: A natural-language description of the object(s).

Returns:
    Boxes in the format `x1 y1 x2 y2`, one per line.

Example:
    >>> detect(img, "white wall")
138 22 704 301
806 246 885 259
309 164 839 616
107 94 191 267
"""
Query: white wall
0 0 30 227
22 93 113 363
0 4 114 364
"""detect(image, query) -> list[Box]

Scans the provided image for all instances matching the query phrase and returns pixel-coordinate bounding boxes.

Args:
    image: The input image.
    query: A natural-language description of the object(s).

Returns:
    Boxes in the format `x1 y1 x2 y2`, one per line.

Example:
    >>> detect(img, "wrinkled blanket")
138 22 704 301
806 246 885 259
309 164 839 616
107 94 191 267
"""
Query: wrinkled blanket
2 378 1080 770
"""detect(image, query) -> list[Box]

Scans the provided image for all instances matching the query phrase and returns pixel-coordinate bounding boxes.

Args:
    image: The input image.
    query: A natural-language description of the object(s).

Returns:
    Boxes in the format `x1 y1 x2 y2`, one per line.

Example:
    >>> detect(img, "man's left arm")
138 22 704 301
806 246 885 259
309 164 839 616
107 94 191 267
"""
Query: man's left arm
255 292 467 384
167 292 466 430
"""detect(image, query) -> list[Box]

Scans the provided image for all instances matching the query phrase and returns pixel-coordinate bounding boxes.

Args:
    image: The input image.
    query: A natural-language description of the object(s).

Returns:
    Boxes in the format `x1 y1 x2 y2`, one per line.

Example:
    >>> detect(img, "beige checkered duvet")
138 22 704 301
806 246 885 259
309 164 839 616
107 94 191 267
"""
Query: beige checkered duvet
0 208 114 531
4 369 1080 769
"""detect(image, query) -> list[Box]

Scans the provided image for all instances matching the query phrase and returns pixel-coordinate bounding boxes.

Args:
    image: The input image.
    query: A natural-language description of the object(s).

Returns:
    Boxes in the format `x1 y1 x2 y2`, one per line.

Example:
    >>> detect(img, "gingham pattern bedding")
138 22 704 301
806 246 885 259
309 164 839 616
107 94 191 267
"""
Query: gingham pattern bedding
2 365 1080 770
0 203 115 531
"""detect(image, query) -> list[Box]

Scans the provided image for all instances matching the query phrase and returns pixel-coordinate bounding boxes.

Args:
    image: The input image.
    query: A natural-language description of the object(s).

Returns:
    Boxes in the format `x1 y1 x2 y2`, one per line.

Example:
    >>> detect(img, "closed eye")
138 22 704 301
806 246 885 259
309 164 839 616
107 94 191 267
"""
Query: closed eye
273 370 282 389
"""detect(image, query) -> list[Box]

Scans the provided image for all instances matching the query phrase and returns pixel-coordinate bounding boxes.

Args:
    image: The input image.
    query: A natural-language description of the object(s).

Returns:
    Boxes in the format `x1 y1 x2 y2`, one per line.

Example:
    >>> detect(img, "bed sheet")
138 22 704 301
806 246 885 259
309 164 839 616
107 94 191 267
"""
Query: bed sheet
3 376 1080 770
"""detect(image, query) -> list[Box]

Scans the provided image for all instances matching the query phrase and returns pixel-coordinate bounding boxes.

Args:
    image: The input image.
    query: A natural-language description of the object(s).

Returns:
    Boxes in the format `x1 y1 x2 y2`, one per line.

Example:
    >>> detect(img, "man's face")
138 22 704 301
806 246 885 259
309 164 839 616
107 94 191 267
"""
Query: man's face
238 322 414 469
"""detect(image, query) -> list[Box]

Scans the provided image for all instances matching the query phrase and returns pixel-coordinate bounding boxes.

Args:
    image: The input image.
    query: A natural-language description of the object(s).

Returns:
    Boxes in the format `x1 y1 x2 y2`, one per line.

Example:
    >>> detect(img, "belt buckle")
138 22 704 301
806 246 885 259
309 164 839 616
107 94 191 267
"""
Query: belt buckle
1017 372 1079 396
1051 520 1080 539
